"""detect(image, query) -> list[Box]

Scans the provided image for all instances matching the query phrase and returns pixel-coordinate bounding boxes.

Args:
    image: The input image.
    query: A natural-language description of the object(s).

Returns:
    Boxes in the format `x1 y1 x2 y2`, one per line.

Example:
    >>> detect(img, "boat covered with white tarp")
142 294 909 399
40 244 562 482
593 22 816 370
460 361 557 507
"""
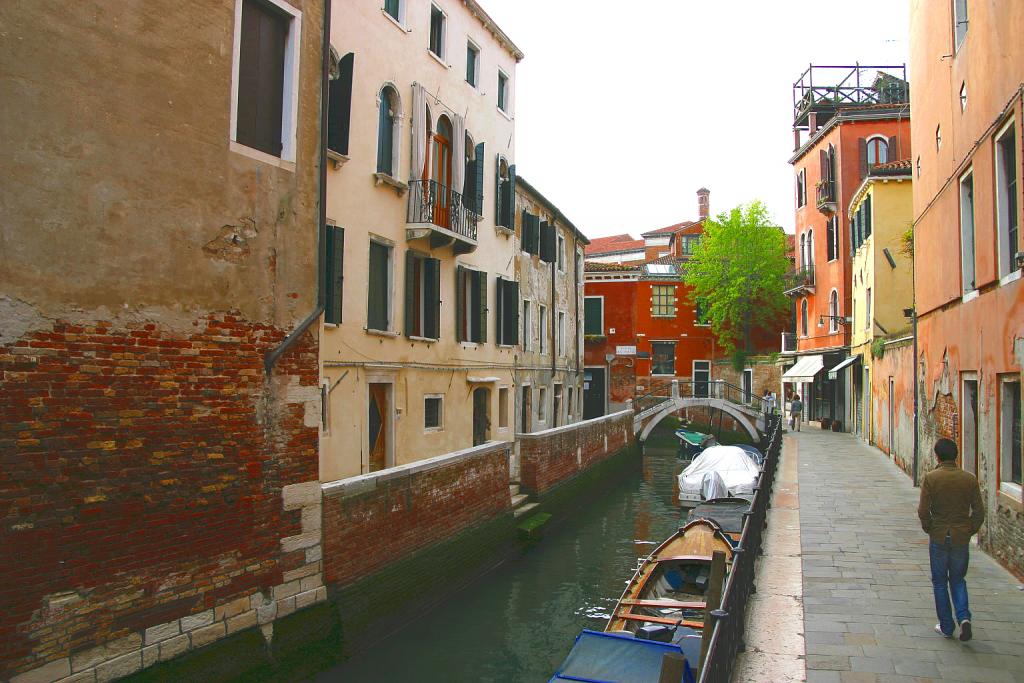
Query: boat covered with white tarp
677 445 761 505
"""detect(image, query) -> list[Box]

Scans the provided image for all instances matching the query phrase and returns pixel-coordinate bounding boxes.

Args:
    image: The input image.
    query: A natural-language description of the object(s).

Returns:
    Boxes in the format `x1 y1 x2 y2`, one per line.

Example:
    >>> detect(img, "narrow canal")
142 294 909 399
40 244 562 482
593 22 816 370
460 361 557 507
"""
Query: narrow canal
313 415 740 683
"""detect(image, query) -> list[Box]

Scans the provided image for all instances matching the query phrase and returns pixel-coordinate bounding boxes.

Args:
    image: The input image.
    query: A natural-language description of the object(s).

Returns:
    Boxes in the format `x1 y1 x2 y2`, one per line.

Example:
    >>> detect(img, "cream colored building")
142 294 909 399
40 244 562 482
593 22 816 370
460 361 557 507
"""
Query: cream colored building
321 0 523 480
847 162 914 442
514 176 589 443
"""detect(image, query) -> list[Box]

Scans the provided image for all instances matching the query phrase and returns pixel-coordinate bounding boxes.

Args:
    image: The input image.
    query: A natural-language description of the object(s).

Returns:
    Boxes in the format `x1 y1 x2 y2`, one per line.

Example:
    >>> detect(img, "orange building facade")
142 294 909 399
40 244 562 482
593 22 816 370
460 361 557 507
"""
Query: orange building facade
782 65 911 431
910 1 1024 574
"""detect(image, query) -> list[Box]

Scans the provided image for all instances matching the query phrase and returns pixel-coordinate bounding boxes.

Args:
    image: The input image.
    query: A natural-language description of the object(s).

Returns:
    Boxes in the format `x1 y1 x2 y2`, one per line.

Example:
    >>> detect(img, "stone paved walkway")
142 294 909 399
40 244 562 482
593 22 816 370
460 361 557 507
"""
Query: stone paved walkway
796 429 1024 683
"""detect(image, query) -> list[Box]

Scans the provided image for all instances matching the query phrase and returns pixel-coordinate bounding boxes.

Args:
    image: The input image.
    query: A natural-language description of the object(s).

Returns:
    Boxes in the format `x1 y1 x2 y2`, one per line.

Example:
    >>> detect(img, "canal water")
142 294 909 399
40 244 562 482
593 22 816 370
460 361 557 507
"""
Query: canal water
313 419 714 683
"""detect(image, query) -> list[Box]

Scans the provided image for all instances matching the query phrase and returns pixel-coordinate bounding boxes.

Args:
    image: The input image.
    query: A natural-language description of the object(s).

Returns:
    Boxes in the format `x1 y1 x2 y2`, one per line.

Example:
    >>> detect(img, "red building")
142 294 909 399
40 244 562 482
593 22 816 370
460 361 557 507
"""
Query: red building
782 64 911 429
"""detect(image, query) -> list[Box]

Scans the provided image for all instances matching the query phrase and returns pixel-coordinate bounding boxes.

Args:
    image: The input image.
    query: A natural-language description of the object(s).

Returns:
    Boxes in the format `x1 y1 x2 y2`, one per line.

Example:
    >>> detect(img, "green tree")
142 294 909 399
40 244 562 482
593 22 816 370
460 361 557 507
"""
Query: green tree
684 201 789 366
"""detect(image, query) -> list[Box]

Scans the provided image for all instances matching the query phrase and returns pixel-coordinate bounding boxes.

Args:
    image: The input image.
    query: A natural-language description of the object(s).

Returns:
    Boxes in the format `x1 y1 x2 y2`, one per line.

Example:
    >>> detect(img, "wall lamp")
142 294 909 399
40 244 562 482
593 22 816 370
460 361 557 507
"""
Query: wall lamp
818 314 851 328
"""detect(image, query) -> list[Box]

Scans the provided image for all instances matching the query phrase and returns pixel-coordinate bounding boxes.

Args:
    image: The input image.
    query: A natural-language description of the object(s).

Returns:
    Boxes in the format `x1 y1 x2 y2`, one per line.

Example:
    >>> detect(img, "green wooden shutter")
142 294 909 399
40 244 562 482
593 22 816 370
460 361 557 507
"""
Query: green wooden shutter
584 297 603 335
455 265 465 341
865 195 872 239
540 221 555 262
425 258 440 339
495 276 505 344
462 159 475 210
324 226 344 324
404 251 416 337
494 154 503 226
506 280 519 345
474 142 485 215
477 270 488 344
506 164 517 228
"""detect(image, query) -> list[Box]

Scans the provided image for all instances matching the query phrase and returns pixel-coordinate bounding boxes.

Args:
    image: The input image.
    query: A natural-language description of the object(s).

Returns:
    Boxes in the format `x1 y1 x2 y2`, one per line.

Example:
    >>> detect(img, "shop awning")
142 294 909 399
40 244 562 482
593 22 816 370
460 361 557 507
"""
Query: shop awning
781 355 824 383
827 355 861 380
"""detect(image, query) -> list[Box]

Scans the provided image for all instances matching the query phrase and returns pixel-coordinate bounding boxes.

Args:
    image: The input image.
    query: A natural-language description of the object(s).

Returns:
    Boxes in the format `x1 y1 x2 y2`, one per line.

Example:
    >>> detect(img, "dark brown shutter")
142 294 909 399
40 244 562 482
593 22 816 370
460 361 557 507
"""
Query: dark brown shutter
425 258 440 339
328 53 354 155
887 135 898 162
404 251 416 337
455 266 465 341
495 276 505 344
477 270 488 344
324 226 344 324
858 137 868 178
819 149 828 184
237 0 287 156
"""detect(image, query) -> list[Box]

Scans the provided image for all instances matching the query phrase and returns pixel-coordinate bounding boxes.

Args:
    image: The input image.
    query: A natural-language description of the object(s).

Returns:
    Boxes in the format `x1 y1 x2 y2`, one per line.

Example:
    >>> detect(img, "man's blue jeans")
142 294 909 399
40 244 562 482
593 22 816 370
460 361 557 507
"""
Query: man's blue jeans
929 535 970 635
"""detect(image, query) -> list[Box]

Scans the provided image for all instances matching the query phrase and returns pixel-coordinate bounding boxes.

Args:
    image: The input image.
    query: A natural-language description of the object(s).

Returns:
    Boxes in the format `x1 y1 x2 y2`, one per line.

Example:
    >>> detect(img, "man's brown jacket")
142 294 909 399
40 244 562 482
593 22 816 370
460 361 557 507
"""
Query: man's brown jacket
917 461 985 545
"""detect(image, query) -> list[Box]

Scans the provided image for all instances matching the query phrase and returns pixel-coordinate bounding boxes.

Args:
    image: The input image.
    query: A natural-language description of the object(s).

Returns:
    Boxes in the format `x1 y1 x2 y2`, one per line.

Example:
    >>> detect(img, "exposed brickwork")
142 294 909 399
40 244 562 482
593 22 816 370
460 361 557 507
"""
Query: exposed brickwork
0 314 319 680
713 358 782 399
321 443 511 588
519 411 633 494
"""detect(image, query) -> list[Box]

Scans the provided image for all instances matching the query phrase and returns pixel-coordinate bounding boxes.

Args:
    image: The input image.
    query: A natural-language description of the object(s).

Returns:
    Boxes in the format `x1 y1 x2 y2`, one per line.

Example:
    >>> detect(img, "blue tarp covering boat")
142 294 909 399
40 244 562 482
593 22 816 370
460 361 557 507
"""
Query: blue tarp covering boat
548 630 696 683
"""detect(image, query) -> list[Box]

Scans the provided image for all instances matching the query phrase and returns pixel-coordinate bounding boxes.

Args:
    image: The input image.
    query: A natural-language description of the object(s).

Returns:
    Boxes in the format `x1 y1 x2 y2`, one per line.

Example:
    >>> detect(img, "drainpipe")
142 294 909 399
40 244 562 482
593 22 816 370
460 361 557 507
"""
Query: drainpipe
265 0 332 374
912 307 919 486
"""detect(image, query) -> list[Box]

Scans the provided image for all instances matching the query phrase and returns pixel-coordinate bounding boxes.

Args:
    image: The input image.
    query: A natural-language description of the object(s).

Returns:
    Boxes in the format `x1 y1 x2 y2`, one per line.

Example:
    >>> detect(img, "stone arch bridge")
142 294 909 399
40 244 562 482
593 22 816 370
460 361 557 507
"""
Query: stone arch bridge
632 380 766 443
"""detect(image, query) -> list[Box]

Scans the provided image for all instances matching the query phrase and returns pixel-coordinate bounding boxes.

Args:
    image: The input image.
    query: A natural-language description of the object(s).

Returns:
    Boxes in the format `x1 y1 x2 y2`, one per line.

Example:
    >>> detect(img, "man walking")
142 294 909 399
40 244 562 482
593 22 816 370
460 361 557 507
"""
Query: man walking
788 394 802 431
917 438 985 641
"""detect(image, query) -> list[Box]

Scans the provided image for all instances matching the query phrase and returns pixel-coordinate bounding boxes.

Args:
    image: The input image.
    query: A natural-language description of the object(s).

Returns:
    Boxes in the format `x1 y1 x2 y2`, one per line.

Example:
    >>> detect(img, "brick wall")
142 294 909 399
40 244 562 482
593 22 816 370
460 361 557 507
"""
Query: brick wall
321 442 512 588
518 410 633 494
0 314 322 681
713 358 782 399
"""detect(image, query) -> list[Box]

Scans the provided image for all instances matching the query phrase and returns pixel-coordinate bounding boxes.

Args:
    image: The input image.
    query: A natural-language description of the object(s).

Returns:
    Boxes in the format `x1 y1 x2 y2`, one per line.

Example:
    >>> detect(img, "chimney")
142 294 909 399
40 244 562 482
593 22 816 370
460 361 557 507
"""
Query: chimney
808 111 818 136
697 188 710 221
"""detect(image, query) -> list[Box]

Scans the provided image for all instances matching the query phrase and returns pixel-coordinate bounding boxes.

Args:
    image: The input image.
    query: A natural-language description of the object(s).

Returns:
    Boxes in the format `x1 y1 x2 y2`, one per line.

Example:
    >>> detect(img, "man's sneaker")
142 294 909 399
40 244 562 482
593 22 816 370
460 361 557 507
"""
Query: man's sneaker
935 624 953 638
959 620 972 642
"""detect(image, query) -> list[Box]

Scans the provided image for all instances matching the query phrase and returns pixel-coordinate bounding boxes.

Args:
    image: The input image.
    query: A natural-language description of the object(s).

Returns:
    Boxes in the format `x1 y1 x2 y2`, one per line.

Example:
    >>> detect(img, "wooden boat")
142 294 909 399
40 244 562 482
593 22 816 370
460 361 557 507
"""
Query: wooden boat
685 497 752 545
606 519 734 637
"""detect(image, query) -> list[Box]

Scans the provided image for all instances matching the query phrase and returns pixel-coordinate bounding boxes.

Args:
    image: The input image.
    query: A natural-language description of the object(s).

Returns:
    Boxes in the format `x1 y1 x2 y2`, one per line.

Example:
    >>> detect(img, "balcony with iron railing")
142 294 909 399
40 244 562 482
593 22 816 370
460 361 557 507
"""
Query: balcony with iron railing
792 63 909 129
815 180 836 214
783 265 815 297
406 179 479 254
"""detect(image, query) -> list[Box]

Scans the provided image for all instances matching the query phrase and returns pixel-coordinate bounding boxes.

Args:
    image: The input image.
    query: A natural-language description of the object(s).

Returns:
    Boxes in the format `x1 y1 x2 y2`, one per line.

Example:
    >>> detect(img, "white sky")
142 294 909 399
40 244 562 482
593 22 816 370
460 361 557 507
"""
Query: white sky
481 0 910 238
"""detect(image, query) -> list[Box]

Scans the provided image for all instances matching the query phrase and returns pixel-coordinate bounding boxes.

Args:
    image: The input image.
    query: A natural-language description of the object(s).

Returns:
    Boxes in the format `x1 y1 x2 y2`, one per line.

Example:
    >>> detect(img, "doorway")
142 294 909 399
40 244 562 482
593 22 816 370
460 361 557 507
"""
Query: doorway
583 367 606 420
368 383 391 473
693 360 711 398
553 384 563 428
741 369 753 404
521 385 532 433
431 115 453 227
473 387 490 446
962 375 979 475
888 377 895 456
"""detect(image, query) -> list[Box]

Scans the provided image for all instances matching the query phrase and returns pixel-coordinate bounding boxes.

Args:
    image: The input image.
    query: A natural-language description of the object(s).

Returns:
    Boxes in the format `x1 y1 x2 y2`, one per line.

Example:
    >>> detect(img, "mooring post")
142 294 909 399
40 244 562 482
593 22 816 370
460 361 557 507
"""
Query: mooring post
658 651 688 683
698 549 727 672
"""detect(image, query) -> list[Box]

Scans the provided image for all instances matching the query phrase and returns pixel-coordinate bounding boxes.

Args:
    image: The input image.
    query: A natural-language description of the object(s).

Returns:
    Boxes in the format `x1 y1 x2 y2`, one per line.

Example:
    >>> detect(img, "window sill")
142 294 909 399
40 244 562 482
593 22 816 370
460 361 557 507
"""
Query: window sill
498 343 516 349
374 172 408 196
999 269 1022 287
408 335 438 343
365 328 398 338
460 341 479 349
496 224 514 236
381 9 407 33
229 140 295 172
651 314 677 319
961 289 980 303
497 106 512 121
427 49 449 70
998 483 1023 512
327 149 350 169
694 323 711 328
424 426 444 434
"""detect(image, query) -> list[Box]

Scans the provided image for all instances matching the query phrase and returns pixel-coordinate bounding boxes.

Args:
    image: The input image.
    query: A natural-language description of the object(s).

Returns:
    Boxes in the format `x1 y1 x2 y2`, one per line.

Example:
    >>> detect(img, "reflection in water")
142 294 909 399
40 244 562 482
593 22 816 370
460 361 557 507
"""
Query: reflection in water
312 442 685 683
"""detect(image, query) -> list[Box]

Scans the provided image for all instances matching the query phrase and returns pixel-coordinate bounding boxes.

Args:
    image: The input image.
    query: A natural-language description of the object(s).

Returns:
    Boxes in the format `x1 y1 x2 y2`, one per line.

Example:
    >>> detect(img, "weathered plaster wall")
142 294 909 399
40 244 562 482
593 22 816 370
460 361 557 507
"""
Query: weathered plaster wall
869 340 916 475
0 1 325 679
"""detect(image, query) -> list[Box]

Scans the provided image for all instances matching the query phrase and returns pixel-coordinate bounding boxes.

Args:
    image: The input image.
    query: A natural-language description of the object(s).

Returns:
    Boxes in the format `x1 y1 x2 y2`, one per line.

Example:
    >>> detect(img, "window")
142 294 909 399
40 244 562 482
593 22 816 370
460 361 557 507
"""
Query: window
463 134 484 216
584 297 604 335
553 384 563 428
800 298 808 337
367 240 392 332
496 276 519 346
651 342 676 376
456 266 487 343
324 226 345 324
557 311 565 355
538 386 547 421
679 235 700 255
522 300 533 350
540 221 556 263
799 234 806 267
651 285 676 317
796 169 806 208
866 137 888 167
567 387 574 422
497 70 509 112
995 123 1019 278
234 0 300 159
865 288 872 331
953 0 968 51
404 252 441 339
498 387 509 429
521 385 532 432
960 170 976 293
539 305 548 354
376 85 400 175
1000 377 1022 487
557 235 566 271
429 5 445 59
695 297 711 326
496 157 515 229
424 395 443 431
959 82 968 112
327 53 354 156
521 210 540 254
383 0 403 23
466 41 479 87
826 216 838 261
829 289 839 333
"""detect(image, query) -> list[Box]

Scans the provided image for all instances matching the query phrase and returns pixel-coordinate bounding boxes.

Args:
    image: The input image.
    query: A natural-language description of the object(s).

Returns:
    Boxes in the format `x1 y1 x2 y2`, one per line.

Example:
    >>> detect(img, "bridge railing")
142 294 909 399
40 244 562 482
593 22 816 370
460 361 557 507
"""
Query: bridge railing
669 380 765 414
633 379 676 413
697 414 783 683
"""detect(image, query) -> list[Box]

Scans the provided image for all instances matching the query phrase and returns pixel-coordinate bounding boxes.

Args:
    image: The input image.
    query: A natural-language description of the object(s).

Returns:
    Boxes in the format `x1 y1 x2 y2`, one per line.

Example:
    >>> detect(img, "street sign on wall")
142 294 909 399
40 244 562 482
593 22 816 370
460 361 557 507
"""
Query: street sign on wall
616 345 636 355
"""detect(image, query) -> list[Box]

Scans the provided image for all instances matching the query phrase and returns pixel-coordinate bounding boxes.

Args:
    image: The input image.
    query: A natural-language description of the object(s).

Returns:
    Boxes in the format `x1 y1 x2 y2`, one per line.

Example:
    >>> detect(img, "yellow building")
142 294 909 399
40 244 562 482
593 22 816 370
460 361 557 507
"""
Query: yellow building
846 161 914 442
321 0 524 480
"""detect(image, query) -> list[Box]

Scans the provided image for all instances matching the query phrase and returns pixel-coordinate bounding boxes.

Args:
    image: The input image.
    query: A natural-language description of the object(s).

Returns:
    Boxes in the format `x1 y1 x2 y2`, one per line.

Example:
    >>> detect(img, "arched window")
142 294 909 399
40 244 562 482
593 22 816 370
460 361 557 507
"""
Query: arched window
867 137 888 167
430 115 453 227
801 299 808 337
376 85 401 176
462 132 483 215
496 156 513 228
829 289 839 333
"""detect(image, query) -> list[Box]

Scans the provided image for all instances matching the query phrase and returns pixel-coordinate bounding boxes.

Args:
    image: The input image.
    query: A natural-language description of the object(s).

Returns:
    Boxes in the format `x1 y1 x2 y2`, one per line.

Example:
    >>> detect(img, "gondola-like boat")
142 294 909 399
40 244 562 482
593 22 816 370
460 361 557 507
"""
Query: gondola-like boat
606 519 734 641
685 497 752 545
